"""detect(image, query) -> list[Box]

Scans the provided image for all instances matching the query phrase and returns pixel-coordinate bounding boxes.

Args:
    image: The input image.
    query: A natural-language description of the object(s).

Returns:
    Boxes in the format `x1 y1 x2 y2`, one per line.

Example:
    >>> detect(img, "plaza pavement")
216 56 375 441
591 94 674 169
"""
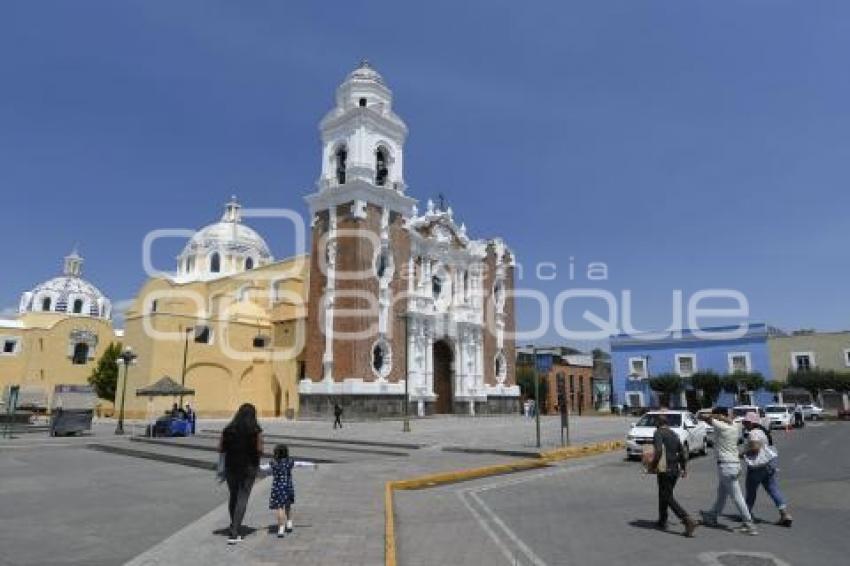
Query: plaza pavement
0 415 629 566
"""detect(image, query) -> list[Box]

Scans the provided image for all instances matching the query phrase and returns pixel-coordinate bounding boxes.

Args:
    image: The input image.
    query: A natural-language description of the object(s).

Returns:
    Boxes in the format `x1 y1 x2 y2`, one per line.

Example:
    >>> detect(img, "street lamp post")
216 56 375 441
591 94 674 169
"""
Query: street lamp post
115 346 138 435
399 313 411 433
180 326 193 407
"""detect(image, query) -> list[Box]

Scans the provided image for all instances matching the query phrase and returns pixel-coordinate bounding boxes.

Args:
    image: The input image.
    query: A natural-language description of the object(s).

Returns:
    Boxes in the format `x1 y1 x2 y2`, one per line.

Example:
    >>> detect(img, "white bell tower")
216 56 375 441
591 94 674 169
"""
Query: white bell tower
317 60 408 193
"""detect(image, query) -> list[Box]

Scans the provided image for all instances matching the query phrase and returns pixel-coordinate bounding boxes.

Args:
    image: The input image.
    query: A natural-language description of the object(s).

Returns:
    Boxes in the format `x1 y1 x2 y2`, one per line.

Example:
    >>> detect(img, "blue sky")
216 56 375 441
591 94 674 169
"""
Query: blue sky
1 1 849 347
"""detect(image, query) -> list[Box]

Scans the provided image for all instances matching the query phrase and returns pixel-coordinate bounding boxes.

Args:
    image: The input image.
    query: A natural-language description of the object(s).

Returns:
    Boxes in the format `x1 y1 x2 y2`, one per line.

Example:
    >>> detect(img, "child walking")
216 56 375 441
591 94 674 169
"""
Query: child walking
259 444 317 538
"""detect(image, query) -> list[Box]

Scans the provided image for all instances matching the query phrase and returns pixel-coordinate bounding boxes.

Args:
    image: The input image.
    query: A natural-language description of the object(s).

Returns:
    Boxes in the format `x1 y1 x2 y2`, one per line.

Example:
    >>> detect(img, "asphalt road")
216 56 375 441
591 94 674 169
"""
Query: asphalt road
397 421 850 566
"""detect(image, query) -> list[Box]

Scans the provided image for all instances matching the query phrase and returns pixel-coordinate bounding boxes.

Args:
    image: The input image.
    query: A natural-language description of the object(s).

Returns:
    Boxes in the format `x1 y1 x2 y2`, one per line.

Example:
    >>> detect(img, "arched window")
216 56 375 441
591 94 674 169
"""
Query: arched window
41 297 52 311
335 145 347 184
375 248 393 282
373 344 384 372
245 257 254 271
210 252 221 273
432 275 443 300
72 299 83 314
371 340 392 378
72 343 89 365
375 147 389 186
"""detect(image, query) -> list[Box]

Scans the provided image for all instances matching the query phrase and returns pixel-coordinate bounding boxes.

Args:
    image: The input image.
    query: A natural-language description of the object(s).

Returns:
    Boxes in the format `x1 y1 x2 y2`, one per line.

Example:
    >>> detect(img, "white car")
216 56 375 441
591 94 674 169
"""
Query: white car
802 404 824 420
626 411 709 460
731 405 769 429
764 404 793 429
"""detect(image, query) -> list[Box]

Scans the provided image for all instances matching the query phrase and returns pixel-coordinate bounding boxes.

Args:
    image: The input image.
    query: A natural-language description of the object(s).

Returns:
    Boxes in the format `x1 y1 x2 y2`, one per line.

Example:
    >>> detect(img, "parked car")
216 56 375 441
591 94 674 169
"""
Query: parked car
731 405 769 428
802 404 825 420
694 408 717 445
764 404 793 429
626 410 709 460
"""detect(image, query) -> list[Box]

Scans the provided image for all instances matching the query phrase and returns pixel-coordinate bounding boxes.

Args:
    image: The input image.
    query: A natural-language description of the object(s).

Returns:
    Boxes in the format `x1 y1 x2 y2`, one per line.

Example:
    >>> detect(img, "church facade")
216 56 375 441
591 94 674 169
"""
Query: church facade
299 62 519 417
2 62 518 421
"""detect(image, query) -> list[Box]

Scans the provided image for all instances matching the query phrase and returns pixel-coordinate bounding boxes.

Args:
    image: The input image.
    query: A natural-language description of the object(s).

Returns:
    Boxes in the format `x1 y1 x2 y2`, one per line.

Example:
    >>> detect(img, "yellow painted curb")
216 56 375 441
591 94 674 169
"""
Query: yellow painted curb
384 439 624 566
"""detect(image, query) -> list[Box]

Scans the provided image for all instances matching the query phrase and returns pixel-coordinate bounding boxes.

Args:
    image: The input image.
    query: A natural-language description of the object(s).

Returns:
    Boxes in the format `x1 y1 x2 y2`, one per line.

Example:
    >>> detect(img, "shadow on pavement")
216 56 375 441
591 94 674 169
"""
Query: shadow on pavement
627 519 687 536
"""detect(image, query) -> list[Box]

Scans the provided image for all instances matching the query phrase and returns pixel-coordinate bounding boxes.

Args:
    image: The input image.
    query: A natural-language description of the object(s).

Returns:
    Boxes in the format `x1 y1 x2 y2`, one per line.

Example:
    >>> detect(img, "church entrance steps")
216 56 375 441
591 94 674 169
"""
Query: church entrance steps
126 434 404 463
87 441 220 470
194 432 413 457
201 428 424 451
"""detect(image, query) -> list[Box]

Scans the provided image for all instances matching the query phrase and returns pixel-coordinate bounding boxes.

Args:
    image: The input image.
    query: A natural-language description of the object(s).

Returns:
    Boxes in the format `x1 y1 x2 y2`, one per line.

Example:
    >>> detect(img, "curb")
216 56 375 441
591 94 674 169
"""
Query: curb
384 439 624 566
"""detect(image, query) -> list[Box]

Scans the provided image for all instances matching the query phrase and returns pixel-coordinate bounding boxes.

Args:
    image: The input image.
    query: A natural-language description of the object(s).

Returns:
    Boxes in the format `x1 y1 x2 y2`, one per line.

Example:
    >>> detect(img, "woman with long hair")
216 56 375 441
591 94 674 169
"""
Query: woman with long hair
218 403 263 544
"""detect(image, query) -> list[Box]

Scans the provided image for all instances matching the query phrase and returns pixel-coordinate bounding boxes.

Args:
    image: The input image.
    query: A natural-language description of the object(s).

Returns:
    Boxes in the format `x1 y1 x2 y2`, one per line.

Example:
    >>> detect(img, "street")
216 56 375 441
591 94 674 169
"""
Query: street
396 421 849 566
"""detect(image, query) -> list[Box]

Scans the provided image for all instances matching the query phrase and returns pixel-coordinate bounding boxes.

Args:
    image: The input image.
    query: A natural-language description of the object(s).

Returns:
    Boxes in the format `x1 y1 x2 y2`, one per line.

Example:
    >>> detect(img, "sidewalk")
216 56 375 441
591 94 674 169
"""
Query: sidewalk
126 449 526 566
124 416 627 566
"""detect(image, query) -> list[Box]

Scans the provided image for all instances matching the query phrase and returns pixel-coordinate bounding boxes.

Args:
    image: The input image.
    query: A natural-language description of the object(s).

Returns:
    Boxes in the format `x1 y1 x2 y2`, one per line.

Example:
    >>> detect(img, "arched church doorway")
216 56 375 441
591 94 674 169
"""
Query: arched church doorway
433 339 454 414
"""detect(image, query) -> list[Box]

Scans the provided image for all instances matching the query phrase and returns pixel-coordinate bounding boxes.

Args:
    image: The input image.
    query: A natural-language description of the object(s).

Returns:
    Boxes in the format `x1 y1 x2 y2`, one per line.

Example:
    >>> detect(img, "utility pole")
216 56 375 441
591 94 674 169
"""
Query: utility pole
534 367 541 448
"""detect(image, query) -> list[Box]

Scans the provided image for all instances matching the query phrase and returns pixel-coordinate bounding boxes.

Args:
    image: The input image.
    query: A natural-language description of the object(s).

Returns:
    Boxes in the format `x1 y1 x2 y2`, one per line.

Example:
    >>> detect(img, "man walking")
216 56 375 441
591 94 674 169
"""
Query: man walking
650 415 698 537
333 402 343 429
793 404 804 429
742 412 793 527
699 407 758 535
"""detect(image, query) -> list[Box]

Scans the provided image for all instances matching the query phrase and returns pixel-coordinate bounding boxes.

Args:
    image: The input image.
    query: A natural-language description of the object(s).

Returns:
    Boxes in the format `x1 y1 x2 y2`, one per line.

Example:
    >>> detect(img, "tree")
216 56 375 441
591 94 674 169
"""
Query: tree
788 369 850 395
88 342 123 401
690 371 722 408
648 373 683 407
516 365 550 413
721 372 765 404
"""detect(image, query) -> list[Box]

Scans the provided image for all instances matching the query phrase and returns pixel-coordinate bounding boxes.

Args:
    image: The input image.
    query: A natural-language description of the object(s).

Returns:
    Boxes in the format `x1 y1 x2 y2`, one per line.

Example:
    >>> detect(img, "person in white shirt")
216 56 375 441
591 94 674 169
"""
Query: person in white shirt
698 407 757 535
742 412 792 527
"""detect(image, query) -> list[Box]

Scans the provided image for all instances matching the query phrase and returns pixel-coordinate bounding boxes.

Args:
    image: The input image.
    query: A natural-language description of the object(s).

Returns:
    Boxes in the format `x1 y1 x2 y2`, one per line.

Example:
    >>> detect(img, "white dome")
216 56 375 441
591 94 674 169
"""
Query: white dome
176 197 273 282
19 250 112 319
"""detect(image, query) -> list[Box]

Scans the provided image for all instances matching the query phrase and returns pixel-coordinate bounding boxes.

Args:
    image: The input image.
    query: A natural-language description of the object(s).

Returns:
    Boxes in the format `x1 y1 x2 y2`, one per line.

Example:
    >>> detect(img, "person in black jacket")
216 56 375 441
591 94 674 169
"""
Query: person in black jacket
219 403 263 544
333 403 343 429
651 415 698 537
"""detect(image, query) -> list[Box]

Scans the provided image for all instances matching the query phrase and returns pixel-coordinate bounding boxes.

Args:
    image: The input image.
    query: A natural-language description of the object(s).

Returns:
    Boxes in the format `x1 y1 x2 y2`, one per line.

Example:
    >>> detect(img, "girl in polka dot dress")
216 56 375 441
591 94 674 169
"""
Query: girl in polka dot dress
259 444 318 538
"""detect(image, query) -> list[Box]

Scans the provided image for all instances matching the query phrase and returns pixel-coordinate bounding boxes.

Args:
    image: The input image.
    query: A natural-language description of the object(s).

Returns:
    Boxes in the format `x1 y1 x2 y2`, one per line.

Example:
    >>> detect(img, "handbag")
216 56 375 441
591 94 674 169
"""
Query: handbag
642 442 667 474
216 453 226 483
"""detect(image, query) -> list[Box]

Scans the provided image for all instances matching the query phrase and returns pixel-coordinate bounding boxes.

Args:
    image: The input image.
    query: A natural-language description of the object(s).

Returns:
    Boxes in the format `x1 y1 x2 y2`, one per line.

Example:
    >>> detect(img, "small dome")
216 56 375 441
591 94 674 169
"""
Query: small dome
346 59 385 86
19 249 112 319
176 197 273 282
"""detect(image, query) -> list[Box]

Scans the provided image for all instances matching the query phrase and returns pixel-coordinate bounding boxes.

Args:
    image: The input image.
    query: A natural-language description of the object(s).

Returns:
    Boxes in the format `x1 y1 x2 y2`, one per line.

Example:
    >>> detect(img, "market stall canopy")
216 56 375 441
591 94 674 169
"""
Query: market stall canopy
136 376 195 397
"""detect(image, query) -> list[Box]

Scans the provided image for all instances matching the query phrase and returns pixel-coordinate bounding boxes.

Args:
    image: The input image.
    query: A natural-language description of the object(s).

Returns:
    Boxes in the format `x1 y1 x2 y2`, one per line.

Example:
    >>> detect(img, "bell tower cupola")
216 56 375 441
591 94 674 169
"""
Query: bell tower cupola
317 60 408 193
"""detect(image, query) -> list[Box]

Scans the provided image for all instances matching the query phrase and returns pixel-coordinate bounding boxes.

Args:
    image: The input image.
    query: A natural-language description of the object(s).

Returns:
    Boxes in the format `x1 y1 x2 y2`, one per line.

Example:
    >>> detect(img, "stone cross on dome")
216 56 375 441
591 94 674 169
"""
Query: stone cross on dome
221 195 242 223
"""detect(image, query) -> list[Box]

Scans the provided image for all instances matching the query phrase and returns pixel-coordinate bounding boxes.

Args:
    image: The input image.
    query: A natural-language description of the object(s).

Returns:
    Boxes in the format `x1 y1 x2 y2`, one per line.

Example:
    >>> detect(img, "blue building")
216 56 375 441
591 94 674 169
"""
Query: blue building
610 323 780 410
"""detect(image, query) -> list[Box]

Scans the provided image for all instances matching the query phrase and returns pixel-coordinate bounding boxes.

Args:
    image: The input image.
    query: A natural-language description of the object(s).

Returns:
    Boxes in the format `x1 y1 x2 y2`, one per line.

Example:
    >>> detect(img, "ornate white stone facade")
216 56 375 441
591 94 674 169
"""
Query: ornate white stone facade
300 62 518 416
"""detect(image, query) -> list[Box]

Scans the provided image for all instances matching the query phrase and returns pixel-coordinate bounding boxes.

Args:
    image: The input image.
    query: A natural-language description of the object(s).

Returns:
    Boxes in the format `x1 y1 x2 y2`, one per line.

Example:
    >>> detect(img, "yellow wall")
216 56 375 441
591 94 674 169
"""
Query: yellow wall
0 313 117 409
116 256 308 419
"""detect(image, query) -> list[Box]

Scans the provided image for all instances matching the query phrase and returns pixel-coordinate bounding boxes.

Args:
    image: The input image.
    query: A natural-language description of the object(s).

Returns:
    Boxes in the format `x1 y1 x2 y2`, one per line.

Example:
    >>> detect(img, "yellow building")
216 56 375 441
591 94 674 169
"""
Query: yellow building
0 250 117 410
117 198 308 419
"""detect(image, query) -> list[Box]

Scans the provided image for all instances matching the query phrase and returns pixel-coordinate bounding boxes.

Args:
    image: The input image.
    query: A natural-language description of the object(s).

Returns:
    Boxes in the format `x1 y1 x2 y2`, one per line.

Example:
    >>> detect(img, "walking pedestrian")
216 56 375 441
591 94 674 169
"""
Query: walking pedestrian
259 444 318 538
185 403 195 435
650 415 698 537
742 412 793 527
793 404 804 429
333 403 343 429
218 403 263 545
698 407 758 535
